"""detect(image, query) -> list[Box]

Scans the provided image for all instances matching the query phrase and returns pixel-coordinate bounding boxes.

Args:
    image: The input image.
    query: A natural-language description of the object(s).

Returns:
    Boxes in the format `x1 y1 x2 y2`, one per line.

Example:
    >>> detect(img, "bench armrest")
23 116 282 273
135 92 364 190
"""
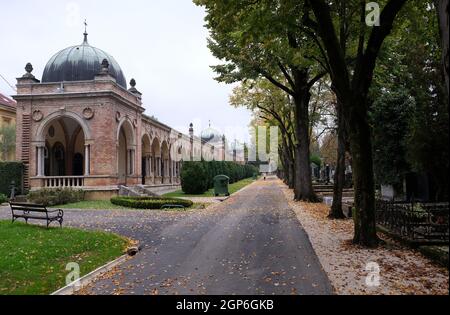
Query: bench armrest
48 209 64 217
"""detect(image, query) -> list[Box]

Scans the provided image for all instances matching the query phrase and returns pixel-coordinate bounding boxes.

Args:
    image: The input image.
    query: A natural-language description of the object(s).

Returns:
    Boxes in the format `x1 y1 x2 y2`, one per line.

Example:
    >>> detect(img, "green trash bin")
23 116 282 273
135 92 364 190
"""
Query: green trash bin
214 175 230 197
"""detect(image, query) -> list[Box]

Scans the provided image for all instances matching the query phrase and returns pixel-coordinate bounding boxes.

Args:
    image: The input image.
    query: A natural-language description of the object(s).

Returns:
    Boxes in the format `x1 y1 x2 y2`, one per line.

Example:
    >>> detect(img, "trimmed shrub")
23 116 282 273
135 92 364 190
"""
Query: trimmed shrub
27 188 85 206
111 196 193 209
180 161 259 195
0 162 23 196
0 193 7 204
181 161 209 194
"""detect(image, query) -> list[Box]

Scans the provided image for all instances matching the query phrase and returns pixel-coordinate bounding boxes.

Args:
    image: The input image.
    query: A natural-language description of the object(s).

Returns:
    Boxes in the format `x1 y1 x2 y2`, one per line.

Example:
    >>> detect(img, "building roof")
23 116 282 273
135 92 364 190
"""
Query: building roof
0 92 16 110
200 125 223 144
41 33 127 88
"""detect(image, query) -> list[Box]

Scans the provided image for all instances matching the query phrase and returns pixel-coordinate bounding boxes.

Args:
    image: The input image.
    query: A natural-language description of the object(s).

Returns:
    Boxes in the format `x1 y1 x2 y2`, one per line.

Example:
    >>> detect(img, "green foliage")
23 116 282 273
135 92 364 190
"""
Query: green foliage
181 161 258 195
371 2 449 200
371 89 414 186
27 188 85 206
0 194 7 204
310 154 322 167
0 162 23 196
407 204 428 222
0 124 16 161
181 161 209 194
0 220 127 295
166 177 256 198
110 196 193 209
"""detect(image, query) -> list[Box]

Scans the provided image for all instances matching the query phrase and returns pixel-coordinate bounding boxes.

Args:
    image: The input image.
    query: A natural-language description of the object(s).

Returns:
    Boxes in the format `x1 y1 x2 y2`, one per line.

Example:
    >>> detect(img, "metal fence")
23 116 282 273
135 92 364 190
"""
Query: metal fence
376 199 449 244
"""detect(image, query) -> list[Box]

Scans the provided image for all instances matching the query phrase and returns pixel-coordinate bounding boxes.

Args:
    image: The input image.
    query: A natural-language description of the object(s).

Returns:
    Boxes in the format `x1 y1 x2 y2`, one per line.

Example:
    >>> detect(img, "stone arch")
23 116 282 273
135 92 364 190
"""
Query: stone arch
141 133 152 184
116 117 136 146
117 118 136 184
142 133 151 155
36 111 91 142
35 112 90 178
161 140 170 159
161 140 170 180
151 137 161 157
151 137 162 180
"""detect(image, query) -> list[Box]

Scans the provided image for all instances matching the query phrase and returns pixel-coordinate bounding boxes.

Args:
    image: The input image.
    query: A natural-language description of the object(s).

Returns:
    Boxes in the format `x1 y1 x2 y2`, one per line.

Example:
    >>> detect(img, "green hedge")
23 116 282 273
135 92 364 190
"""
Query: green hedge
111 196 193 209
0 194 7 204
181 161 259 195
27 188 85 206
0 162 23 196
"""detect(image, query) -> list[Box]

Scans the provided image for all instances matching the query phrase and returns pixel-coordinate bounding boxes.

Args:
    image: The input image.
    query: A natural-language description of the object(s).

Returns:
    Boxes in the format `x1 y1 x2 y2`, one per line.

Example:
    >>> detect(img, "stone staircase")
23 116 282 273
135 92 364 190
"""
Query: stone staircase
118 185 168 197
314 184 355 218
118 185 146 197
313 184 354 198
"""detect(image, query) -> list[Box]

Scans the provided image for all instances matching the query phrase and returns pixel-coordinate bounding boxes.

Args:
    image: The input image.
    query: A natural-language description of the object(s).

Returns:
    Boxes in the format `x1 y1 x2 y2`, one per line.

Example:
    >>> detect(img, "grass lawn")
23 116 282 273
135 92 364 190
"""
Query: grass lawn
57 200 129 210
0 220 129 295
163 177 256 198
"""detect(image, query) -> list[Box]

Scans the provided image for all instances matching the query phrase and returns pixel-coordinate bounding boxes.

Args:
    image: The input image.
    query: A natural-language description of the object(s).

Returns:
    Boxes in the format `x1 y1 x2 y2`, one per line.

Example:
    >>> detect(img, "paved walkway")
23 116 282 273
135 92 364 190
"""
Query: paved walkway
0 177 333 295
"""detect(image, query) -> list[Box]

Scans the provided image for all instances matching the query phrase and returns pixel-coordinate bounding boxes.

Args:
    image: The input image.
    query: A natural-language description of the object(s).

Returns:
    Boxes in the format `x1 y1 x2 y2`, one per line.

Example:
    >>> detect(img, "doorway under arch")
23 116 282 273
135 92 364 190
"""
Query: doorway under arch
40 116 86 177
117 120 135 185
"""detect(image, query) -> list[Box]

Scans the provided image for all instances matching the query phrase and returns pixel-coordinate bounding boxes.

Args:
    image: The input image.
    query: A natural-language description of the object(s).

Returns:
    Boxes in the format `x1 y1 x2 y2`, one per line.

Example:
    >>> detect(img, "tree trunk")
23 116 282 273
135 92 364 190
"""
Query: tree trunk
346 98 379 247
329 101 346 219
279 146 288 184
437 0 449 101
281 137 295 188
288 155 295 189
293 92 318 202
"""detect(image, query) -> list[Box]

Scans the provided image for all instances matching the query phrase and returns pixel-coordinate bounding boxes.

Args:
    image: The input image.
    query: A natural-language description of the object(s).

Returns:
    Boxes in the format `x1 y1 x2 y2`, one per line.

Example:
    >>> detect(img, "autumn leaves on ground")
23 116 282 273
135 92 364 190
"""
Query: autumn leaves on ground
282 184 449 295
0 177 448 295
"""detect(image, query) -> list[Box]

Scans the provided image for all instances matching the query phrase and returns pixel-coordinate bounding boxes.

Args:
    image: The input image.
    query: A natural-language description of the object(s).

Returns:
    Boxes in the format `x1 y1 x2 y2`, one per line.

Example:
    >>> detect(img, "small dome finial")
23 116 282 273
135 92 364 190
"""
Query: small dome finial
101 59 109 70
128 78 142 97
98 59 110 75
22 62 36 79
83 19 88 44
25 63 33 74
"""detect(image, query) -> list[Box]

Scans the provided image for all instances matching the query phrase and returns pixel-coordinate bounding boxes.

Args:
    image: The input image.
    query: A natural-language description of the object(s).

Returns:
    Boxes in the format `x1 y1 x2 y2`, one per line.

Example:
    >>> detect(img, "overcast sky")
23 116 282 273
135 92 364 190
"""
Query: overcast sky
0 0 253 143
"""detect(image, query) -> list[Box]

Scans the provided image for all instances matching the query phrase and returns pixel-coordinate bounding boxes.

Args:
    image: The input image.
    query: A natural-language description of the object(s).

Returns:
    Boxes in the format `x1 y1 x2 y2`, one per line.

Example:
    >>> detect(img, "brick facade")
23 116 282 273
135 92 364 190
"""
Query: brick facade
13 70 225 195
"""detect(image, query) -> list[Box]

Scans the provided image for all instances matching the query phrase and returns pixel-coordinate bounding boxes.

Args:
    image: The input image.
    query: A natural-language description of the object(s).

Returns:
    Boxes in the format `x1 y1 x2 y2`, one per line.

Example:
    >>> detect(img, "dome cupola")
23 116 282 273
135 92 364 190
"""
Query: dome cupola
41 31 127 88
201 122 223 144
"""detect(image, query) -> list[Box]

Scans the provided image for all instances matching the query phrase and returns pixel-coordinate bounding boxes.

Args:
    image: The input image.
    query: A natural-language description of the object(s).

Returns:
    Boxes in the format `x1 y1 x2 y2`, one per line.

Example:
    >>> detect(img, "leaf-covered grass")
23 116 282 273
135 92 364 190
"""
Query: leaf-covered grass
164 177 256 198
57 200 129 210
0 220 128 295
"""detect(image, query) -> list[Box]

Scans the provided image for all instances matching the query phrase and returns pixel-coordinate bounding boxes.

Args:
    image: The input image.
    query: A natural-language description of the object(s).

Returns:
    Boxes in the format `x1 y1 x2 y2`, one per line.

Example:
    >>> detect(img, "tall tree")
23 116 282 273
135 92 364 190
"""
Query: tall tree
230 79 296 188
307 0 407 246
0 125 16 161
436 0 449 99
195 0 325 201
371 1 449 201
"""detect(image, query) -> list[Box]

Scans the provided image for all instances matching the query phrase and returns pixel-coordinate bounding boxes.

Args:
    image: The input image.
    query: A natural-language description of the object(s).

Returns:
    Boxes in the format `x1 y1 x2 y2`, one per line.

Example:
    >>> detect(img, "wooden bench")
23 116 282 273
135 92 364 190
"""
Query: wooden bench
9 202 64 228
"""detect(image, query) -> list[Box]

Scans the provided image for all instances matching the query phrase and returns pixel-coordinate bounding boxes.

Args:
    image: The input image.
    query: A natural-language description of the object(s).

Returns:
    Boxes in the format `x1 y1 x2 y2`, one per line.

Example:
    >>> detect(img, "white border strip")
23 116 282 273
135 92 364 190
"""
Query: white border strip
51 253 130 295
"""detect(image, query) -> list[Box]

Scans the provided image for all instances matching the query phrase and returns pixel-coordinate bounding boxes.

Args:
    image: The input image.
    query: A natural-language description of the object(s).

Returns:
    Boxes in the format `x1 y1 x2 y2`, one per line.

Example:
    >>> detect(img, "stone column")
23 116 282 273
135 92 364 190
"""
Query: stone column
129 149 135 175
36 146 44 177
84 144 90 176
157 158 161 177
